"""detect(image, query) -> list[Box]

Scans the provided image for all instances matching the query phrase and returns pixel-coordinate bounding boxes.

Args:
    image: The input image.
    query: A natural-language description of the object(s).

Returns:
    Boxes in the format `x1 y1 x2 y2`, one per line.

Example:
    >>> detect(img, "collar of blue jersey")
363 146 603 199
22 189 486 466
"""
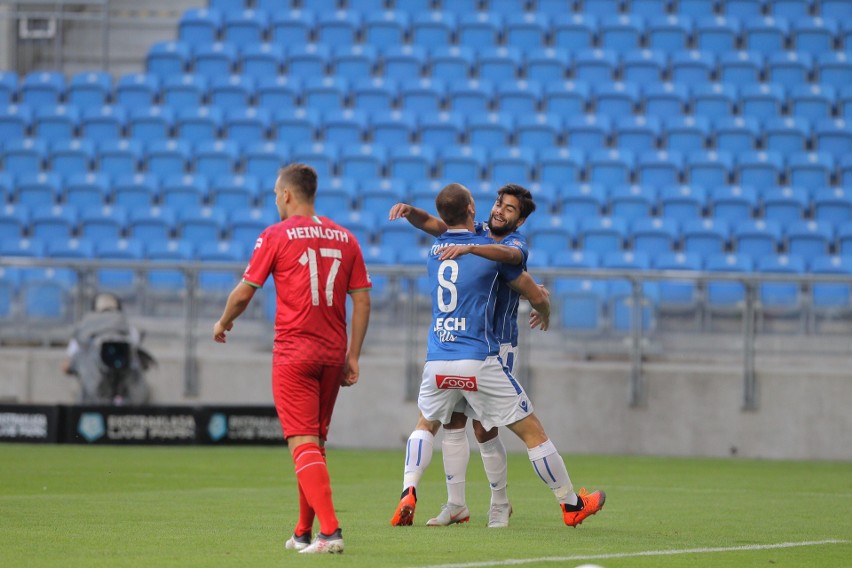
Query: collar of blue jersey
446 228 473 233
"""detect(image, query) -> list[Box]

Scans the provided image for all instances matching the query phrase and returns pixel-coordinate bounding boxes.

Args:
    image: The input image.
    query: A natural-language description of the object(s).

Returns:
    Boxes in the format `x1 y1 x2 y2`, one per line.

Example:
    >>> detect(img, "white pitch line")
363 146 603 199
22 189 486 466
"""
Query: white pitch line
411 539 850 568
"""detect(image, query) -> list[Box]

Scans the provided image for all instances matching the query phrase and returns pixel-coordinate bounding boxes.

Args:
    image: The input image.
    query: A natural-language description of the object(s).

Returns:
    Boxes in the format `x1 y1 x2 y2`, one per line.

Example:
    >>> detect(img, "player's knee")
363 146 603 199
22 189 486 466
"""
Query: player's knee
444 412 468 429
472 420 498 443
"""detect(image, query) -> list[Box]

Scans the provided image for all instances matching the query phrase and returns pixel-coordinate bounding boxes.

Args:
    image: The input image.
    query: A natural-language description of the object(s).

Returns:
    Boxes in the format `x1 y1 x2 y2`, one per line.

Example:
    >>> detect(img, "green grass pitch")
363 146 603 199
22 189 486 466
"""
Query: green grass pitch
1 445 849 567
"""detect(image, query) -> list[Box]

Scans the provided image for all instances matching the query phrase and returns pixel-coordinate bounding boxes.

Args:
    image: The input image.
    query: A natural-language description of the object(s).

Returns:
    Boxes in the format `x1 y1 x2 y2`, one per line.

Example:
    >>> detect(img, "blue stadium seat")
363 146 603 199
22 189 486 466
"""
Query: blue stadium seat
358 244 397 300
652 251 703 321
840 85 852 121
691 82 737 118
686 150 733 187
631 217 679 255
785 220 833 257
408 179 443 211
642 82 689 118
114 73 159 108
812 186 852 225
314 176 355 213
523 49 568 83
669 50 716 84
791 17 837 56
270 10 315 48
564 114 610 150
66 71 112 107
33 104 79 141
526 214 576 254
822 0 852 18
222 9 269 48
0 71 17 106
208 174 259 210
551 13 597 50
602 250 656 333
490 0 531 16
592 82 639 117
196 241 245 293
240 43 284 79
704 252 753 320
30 204 77 240
208 75 254 109
558 182 605 218
338 144 387 179
46 237 94 261
243 141 290 180
756 254 806 326
578 0 621 17
695 16 741 54
145 139 190 176
488 146 535 183
0 203 28 240
765 52 812 89
495 80 542 114
0 172 10 204
835 222 852 256
3 138 46 175
446 79 493 114
646 15 691 51
840 155 852 187
285 44 330 79
192 42 238 79
332 45 377 81
736 151 784 187
538 147 584 186
599 14 644 51
658 184 706 220
318 108 366 145
302 76 348 110
743 16 790 55
21 276 70 321
428 45 475 79
96 139 141 177
95 238 144 292
177 206 226 246
194 140 240 177
174 106 223 144
762 116 809 154
476 46 521 82
787 151 834 188
609 185 656 222
145 239 194 292
635 150 683 187
542 80 590 115
80 105 126 141
410 12 456 49
809 255 852 324
78 204 127 241
315 11 361 48
360 178 409 220
733 219 782 256
352 77 399 112
20 71 65 107
438 145 486 181
178 8 222 46
587 148 634 186
49 139 94 175
788 84 835 121
327 209 376 247
127 106 174 141
457 13 502 49
288 142 336 180
504 12 549 49
525 181 559 214
761 186 807 224
0 104 31 140
612 114 662 154
681 218 730 255
362 11 409 49
159 174 208 209
128 206 176 242
111 173 158 208
369 110 416 146
769 0 811 19
16 172 60 208
146 41 190 77
228 207 276 243
573 49 619 83
380 45 426 81
467 112 512 148
813 118 852 160
0 237 45 258
63 172 107 208
272 107 319 141
255 75 301 111
222 107 269 146
630 0 672 16
622 49 667 83
722 0 765 18
711 116 760 153
514 113 561 151
709 184 758 220
578 216 627 254
555 276 606 334
387 145 436 180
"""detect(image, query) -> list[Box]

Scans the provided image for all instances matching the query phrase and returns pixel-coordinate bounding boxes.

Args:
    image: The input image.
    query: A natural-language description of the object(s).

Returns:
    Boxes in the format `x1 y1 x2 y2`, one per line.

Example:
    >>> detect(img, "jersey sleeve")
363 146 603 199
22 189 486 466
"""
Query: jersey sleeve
347 238 372 293
500 233 529 267
241 228 276 288
497 259 524 284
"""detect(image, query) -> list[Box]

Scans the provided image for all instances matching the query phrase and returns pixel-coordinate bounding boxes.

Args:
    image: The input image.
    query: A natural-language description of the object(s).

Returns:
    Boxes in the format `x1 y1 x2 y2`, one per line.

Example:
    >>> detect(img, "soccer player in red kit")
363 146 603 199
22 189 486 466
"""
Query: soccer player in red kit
213 163 371 555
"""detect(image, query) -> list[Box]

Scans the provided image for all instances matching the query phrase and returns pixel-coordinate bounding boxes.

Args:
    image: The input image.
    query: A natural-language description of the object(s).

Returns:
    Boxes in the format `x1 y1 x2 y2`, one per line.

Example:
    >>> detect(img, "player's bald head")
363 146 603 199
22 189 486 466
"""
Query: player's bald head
435 183 473 227
277 163 317 203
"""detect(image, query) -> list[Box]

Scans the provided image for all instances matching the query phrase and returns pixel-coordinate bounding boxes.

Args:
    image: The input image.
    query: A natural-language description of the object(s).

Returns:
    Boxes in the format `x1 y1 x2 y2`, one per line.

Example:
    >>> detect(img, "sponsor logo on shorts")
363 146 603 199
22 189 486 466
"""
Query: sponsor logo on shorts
436 375 478 391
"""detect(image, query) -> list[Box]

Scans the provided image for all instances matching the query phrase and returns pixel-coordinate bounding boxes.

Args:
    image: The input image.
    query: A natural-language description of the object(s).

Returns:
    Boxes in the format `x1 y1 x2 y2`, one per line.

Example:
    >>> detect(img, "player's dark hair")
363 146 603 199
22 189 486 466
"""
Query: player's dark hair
497 183 536 219
278 163 318 202
435 183 472 226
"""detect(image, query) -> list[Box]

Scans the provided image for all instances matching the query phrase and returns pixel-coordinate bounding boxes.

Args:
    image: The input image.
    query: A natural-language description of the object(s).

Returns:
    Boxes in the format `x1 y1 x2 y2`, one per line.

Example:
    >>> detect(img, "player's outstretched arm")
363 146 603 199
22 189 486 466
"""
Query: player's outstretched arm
388 203 448 237
439 243 522 264
508 272 550 331
213 281 257 343
343 289 371 386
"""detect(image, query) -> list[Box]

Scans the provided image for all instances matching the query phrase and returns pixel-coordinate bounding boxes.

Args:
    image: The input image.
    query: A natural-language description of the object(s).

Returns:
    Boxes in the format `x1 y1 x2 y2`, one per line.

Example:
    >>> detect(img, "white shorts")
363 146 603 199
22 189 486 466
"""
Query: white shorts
418 355 533 432
453 344 518 421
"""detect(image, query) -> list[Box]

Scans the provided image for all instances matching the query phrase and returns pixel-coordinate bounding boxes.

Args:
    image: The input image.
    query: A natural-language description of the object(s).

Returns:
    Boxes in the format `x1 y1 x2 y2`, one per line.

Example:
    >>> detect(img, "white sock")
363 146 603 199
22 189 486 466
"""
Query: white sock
527 439 577 506
441 428 469 506
478 436 509 505
403 429 434 491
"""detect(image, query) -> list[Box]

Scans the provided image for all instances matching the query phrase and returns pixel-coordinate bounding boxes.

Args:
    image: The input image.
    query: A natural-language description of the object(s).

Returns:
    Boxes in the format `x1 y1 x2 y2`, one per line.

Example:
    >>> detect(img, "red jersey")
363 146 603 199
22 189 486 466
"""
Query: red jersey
242 215 372 365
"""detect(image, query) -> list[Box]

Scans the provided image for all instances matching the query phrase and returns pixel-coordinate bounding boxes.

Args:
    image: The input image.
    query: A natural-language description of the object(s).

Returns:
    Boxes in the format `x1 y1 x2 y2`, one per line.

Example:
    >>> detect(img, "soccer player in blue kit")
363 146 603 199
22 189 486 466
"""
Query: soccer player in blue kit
389 184 538 528
390 183 605 529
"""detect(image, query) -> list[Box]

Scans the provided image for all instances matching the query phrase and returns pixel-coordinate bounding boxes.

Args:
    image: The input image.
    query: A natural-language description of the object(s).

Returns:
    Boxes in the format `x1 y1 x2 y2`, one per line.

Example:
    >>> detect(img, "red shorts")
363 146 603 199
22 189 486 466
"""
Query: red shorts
272 361 344 441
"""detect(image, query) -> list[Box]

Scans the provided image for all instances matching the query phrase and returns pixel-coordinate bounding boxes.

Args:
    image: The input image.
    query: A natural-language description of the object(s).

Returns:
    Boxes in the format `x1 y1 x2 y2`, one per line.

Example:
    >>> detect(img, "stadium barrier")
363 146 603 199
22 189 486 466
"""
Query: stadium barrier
0 403 285 445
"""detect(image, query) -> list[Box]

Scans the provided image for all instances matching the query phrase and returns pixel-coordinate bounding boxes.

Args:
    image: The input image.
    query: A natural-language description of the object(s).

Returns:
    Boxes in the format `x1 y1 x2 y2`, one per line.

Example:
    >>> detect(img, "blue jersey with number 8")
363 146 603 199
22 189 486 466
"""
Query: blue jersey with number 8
426 229 524 362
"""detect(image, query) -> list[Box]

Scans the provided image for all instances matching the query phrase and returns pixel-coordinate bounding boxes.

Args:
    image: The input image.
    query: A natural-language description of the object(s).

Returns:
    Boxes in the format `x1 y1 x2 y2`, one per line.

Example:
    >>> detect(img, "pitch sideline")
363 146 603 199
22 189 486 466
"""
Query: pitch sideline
411 539 850 568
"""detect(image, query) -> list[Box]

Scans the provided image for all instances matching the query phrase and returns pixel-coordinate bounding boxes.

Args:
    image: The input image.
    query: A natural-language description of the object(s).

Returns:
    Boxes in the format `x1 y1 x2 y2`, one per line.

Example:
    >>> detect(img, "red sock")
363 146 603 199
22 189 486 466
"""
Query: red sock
294 481 315 537
292 443 338 536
